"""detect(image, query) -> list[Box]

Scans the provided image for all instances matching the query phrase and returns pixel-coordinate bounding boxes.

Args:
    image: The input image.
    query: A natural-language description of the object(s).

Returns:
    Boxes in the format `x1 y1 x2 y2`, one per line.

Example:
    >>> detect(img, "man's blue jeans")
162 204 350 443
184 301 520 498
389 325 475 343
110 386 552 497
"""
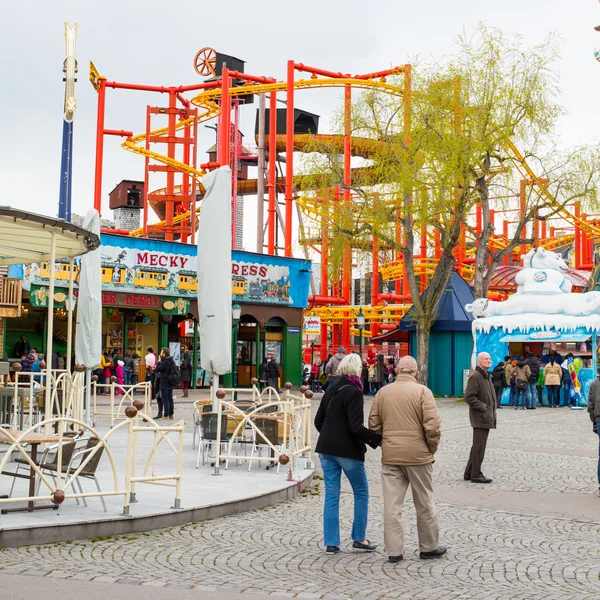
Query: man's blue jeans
510 383 517 407
528 383 537 408
515 387 528 408
320 453 369 547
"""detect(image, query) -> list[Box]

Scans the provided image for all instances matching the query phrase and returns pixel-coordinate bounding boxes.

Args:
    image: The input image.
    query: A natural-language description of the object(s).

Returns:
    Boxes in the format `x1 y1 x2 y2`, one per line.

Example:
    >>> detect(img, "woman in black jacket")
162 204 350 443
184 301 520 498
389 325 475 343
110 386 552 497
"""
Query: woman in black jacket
314 353 382 555
491 362 507 408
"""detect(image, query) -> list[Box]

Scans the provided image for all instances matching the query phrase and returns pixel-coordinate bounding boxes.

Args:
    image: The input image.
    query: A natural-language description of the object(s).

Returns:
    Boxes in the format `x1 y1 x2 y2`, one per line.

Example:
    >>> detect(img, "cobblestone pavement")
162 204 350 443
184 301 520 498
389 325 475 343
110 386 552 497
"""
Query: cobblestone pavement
1 397 600 599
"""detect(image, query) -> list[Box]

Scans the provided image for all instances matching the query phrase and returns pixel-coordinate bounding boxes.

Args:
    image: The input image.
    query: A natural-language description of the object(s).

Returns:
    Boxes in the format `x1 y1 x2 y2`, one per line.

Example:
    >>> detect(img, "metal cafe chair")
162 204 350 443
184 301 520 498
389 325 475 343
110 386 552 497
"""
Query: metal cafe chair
37 437 107 513
196 413 233 468
9 430 83 499
248 417 286 474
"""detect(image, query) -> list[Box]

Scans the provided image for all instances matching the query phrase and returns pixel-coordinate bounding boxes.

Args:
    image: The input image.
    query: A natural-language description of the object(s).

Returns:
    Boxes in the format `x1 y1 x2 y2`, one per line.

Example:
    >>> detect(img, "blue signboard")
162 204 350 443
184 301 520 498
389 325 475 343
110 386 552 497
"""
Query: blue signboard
10 234 311 309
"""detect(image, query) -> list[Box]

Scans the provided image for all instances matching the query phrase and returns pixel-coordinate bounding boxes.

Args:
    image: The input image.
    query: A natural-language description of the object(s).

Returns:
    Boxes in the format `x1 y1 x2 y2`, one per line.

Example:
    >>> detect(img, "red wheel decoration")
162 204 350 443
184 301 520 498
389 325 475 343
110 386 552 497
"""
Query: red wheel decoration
194 47 217 77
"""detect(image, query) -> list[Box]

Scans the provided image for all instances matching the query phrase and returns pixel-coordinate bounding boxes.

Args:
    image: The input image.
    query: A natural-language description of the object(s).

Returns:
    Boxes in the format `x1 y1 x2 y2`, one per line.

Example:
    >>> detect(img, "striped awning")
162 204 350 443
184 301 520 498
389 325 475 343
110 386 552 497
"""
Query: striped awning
482 266 591 292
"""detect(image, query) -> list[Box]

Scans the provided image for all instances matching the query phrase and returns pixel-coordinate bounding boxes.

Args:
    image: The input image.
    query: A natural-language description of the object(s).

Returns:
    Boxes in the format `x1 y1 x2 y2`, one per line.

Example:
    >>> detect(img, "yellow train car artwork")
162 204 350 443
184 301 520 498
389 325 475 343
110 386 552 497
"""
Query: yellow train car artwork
40 259 80 282
134 266 169 289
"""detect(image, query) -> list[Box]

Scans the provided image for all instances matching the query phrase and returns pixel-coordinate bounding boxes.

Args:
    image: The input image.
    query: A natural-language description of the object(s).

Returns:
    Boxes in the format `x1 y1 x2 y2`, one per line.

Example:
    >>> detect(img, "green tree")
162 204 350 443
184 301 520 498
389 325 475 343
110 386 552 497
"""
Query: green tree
299 24 594 385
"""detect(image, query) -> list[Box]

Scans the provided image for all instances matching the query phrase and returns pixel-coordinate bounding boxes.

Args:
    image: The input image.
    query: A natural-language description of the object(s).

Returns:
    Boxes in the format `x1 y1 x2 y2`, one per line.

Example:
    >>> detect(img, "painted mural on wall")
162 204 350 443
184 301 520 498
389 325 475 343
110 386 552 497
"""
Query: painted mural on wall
11 234 311 309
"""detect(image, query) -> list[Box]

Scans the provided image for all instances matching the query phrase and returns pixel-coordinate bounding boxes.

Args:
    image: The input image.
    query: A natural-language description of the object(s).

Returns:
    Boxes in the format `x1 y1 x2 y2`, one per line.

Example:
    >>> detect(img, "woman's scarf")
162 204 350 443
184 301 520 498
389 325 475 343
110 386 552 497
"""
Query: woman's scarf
347 375 364 392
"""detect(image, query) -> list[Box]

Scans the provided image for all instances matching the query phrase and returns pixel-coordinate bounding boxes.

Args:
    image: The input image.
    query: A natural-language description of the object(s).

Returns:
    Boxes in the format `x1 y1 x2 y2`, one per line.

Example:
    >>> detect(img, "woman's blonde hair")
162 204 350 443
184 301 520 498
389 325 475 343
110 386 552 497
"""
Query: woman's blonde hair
336 353 363 377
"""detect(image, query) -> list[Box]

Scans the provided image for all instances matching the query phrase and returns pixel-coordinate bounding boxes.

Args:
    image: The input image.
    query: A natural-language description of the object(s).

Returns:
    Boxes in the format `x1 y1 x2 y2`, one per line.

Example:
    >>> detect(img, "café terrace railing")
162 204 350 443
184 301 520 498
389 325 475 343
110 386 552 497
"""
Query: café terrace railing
212 381 313 479
0 373 183 518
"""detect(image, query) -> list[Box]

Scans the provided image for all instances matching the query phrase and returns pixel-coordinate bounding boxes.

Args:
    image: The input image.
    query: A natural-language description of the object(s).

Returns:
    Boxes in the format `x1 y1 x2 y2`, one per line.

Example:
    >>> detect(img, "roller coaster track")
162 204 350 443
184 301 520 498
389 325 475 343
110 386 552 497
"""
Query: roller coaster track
306 304 412 338
117 75 406 237
505 139 600 239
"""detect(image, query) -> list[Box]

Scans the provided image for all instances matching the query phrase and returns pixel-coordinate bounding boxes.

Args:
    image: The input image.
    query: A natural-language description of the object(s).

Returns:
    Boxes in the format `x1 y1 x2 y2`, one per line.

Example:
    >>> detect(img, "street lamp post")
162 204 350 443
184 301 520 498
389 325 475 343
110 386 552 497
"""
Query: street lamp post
357 307 365 359
232 303 241 389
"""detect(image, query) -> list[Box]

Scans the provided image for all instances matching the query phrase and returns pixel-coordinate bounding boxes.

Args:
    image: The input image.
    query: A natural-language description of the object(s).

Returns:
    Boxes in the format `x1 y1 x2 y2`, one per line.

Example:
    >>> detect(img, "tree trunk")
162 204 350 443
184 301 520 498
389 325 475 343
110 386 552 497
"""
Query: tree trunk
416 321 431 386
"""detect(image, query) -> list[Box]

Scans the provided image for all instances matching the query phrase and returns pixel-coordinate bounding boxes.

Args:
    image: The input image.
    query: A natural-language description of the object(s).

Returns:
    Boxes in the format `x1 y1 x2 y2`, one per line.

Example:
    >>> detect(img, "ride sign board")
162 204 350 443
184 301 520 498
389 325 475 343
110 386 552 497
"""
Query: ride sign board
303 316 321 336
11 235 311 309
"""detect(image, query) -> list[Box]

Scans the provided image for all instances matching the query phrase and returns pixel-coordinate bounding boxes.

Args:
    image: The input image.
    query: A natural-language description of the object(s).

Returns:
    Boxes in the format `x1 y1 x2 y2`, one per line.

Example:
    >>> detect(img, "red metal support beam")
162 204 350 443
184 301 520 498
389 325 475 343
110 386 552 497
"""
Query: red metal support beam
219 68 231 167
354 65 409 80
104 129 133 137
341 85 352 349
293 63 349 78
267 91 277 254
320 224 330 360
165 91 177 241
142 106 151 238
574 201 581 269
93 78 106 214
284 59 295 257
371 237 380 339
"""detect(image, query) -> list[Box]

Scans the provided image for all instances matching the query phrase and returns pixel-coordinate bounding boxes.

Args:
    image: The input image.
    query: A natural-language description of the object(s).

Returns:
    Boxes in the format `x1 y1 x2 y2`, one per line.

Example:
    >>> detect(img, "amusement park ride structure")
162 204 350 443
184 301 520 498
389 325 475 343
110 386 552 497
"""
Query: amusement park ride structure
89 50 600 359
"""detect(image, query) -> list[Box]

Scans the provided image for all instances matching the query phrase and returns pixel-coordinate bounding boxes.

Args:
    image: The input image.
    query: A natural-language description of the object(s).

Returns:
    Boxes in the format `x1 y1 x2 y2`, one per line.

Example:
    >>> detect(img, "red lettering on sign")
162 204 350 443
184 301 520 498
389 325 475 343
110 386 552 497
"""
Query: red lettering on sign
158 256 167 267
180 257 188 268
249 265 257 276
241 265 249 275
232 264 239 275
137 252 149 264
110 294 116 304
169 256 178 267
149 255 158 266
259 266 268 277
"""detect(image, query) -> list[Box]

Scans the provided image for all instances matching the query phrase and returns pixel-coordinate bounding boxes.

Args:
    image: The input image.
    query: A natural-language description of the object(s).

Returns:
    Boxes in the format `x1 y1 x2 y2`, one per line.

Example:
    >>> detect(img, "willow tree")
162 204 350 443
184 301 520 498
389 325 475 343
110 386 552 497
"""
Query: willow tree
299 25 573 385
453 28 600 298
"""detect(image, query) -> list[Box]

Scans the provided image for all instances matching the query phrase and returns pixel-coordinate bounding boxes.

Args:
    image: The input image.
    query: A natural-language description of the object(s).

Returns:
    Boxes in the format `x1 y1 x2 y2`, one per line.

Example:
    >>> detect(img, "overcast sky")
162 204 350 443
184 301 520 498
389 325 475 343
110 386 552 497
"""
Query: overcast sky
1 0 599 251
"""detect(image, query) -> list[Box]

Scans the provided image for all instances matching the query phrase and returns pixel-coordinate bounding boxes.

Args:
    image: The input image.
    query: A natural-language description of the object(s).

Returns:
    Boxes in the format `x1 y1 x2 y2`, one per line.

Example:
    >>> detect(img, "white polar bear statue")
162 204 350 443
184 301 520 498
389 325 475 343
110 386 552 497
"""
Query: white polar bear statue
465 292 600 318
515 247 572 295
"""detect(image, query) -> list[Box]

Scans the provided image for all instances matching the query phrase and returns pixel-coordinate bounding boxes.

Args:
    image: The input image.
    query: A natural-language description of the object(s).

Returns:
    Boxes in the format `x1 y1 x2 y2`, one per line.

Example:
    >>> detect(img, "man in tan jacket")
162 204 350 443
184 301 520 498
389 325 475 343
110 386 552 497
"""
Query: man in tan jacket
369 355 445 564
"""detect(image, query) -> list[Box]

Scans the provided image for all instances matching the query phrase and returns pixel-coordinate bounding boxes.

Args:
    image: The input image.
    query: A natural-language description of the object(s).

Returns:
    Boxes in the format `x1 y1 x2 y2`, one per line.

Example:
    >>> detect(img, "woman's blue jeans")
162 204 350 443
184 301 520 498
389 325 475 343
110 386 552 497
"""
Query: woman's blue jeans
546 385 560 407
320 453 369 546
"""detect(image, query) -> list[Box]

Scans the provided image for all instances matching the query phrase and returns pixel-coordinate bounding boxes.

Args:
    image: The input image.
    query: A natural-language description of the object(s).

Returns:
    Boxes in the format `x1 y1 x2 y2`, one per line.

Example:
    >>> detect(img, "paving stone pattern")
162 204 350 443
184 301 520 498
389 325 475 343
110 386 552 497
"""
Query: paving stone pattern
1 398 600 599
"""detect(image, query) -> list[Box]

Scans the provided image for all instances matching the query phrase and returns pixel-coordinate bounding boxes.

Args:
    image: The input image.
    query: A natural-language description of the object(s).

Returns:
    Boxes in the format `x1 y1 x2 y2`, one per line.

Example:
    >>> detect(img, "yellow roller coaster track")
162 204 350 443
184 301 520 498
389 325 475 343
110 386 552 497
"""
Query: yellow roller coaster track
505 140 600 239
111 72 407 237
306 304 412 338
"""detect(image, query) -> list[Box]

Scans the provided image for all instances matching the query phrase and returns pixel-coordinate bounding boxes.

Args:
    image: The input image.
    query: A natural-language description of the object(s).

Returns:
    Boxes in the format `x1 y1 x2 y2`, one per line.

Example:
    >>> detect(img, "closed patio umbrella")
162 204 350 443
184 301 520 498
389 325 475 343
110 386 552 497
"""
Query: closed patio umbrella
196 167 232 411
75 209 102 423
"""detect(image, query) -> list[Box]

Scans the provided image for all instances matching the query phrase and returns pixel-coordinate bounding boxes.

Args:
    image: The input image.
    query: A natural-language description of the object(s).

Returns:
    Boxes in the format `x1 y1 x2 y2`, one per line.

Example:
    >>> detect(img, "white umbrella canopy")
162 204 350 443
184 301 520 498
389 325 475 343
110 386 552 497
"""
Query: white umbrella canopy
75 209 102 370
0 206 99 264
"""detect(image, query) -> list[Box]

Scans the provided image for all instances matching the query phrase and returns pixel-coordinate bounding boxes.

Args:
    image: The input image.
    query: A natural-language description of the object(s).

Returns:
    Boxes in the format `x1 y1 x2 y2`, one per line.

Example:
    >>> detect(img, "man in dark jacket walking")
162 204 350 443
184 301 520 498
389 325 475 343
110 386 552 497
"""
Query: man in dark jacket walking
464 352 497 484
587 371 600 496
154 347 175 420
180 348 193 398
267 356 280 391
258 358 268 390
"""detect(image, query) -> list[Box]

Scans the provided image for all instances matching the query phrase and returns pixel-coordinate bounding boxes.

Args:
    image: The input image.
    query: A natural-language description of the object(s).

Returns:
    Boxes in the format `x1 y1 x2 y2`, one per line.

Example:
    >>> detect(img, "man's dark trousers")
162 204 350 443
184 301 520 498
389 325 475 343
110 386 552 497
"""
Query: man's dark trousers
464 428 490 479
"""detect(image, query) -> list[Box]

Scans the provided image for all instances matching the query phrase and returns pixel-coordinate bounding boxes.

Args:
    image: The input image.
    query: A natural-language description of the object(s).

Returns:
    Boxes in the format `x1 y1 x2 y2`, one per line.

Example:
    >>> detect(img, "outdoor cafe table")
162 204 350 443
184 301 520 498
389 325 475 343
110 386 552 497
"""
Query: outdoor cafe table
0 429 63 514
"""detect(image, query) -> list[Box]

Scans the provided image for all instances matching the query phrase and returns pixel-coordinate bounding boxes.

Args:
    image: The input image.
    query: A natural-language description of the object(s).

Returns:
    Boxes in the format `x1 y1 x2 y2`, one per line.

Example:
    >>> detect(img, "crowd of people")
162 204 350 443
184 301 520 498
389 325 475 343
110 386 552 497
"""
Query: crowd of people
305 347 399 394
13 335 67 379
314 346 600 562
491 349 579 409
